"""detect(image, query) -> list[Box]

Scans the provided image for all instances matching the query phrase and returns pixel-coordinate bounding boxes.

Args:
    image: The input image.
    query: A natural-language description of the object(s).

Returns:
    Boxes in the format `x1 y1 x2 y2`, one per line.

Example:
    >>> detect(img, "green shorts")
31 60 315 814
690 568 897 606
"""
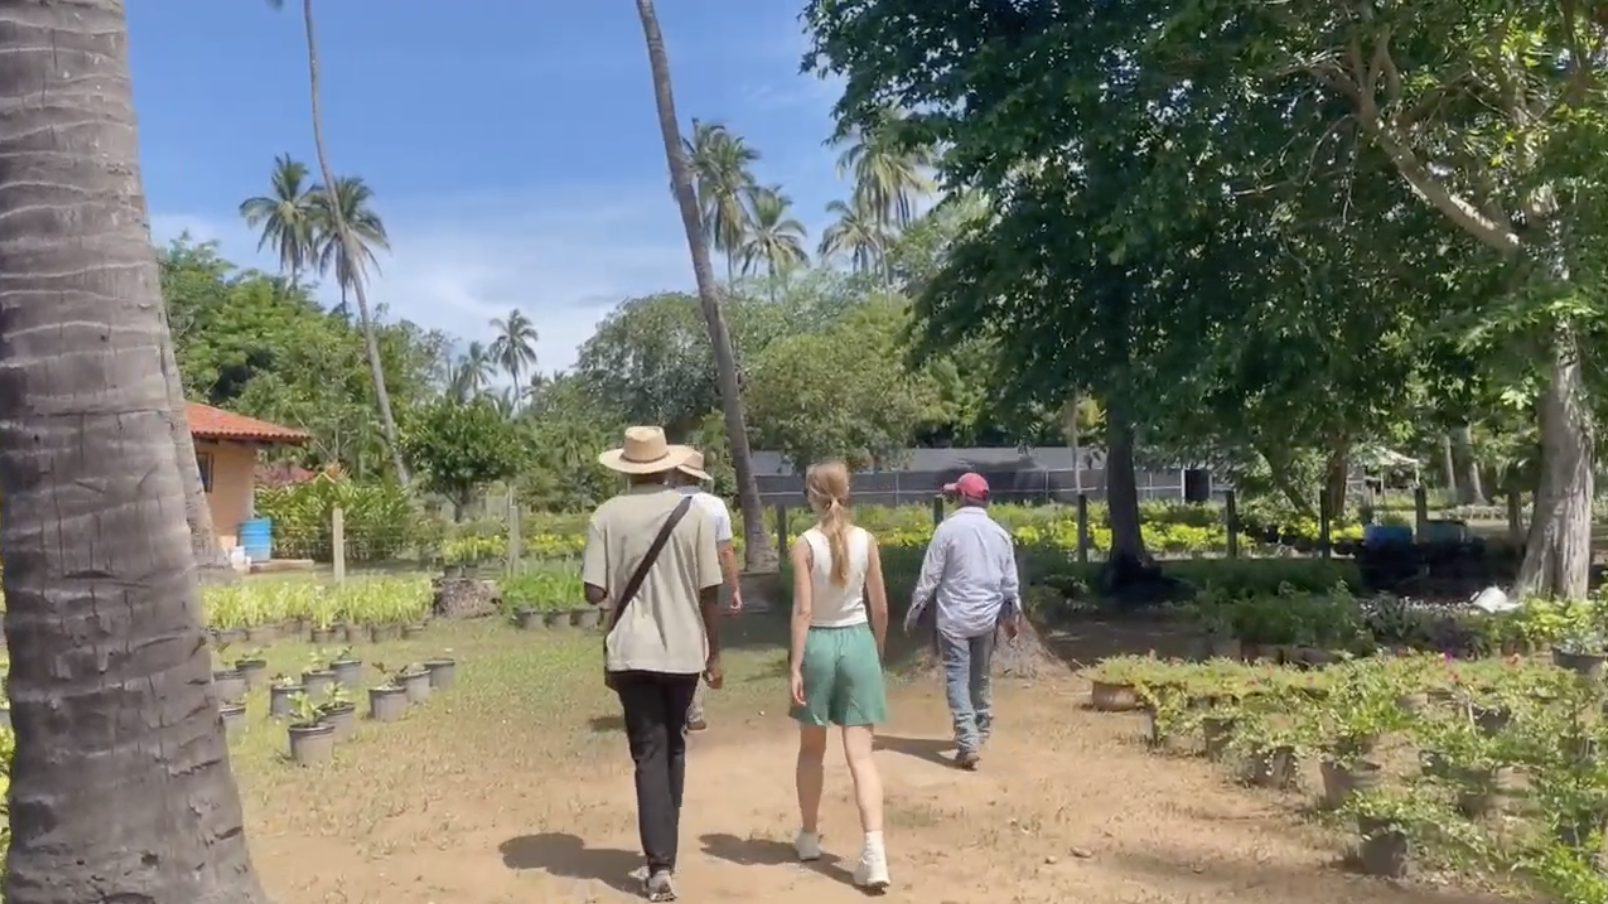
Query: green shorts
791 623 887 727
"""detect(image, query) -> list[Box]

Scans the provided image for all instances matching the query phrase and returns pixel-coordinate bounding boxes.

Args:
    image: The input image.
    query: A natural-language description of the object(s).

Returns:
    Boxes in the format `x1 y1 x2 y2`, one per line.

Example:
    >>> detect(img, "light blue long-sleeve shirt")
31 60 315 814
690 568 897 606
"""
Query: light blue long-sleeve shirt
906 506 1021 639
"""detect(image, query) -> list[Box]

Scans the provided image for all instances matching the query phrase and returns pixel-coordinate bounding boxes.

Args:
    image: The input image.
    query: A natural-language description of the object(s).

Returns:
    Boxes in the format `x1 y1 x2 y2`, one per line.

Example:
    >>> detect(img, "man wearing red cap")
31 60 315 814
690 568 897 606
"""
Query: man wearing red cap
904 471 1022 770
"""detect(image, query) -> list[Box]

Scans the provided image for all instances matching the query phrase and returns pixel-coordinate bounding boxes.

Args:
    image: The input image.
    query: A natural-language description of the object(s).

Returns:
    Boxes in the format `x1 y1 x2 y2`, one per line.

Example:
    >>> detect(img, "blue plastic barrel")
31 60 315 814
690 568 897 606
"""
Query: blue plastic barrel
238 517 273 562
1362 523 1413 547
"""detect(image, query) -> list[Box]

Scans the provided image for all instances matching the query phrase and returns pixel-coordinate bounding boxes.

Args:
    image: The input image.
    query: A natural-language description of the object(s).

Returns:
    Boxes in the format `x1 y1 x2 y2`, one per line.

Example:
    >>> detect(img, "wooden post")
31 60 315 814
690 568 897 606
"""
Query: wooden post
1413 485 1429 541
1225 490 1239 559
1075 494 1090 564
774 503 788 557
930 494 944 529
331 505 346 586
1318 492 1332 559
1507 490 1523 545
506 493 521 576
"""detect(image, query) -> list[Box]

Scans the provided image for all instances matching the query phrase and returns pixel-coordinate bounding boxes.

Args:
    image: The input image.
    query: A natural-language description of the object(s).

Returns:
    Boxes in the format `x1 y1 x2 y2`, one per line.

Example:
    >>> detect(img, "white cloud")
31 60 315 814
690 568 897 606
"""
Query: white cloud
151 183 699 373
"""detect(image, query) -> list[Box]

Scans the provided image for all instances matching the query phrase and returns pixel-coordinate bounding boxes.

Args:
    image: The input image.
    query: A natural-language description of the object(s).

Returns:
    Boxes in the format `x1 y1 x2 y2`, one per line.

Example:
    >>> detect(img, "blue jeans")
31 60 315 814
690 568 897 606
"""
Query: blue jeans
938 631 995 755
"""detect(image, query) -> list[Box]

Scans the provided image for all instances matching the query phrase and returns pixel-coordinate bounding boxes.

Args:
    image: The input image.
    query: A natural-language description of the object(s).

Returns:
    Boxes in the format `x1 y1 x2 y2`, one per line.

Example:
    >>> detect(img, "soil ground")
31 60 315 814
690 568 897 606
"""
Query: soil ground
230 617 1511 904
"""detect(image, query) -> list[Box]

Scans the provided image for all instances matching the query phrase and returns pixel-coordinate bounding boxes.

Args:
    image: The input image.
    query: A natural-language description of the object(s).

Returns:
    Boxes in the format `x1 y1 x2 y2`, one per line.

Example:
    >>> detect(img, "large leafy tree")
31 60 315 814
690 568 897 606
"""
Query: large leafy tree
402 398 529 520
0 1 267 900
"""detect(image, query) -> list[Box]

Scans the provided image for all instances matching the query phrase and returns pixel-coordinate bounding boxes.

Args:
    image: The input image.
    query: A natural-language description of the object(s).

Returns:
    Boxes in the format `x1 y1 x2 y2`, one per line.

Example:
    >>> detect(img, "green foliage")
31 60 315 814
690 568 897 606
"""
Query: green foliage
400 397 528 513
254 472 413 563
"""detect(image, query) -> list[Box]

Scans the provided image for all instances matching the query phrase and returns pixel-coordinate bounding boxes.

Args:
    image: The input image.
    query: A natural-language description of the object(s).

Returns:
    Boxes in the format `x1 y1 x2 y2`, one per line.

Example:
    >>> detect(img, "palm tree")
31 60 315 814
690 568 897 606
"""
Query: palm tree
268 0 409 483
819 196 887 276
308 175 387 316
739 184 809 296
0 2 267 901
636 0 776 572
448 341 496 400
239 154 316 287
683 119 759 282
835 109 935 230
488 308 539 385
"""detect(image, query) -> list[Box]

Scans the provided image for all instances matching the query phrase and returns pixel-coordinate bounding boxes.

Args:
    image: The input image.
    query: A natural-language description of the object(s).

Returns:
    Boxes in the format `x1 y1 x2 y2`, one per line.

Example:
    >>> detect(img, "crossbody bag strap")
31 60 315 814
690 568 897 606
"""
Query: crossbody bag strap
605 495 694 634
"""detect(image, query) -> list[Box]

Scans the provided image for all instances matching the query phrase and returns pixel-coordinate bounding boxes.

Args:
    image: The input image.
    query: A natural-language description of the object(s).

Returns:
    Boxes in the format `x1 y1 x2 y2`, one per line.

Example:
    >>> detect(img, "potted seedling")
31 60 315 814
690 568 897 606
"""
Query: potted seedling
402 622 426 640
328 646 363 688
369 679 409 722
1137 684 1191 754
309 608 338 645
301 652 336 699
541 599 568 628
268 674 306 719
1229 706 1311 790
423 653 457 690
211 667 247 705
570 604 602 630
220 700 247 732
317 685 357 740
234 647 269 689
396 662 432 704
1552 624 1607 679
1201 703 1239 761
514 606 542 630
1082 655 1152 713
1312 660 1404 809
286 692 336 765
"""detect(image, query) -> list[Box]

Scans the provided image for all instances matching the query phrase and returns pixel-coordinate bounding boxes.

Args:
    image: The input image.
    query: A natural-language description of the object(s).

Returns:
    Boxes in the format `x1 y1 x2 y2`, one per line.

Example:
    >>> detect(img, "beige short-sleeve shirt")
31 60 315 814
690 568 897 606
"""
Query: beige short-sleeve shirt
583 483 721 675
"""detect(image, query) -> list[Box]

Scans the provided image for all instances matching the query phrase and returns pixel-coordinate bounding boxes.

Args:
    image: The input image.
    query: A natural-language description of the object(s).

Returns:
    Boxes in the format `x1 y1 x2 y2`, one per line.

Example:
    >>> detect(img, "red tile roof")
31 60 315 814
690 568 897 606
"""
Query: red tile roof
186 402 310 444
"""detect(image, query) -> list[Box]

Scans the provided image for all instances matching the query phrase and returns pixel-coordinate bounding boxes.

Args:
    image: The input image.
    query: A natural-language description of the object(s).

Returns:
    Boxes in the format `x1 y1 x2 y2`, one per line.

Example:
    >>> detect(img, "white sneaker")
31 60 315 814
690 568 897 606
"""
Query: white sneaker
853 846 890 891
794 830 822 861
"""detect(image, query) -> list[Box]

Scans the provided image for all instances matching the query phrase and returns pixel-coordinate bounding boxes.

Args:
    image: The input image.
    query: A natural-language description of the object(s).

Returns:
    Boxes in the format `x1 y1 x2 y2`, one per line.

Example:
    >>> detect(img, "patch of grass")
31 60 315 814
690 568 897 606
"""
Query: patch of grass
223 617 794 851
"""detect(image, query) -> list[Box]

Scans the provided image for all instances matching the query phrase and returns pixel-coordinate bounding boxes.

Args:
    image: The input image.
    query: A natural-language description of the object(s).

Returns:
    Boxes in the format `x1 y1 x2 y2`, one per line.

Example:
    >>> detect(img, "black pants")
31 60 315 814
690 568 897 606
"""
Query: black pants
612 670 700 873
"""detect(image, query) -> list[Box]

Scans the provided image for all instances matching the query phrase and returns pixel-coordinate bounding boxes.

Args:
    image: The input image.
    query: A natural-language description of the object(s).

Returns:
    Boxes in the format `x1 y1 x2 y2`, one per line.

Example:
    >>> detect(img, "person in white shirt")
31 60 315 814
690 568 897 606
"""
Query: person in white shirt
671 449 741 731
788 461 891 891
905 472 1022 770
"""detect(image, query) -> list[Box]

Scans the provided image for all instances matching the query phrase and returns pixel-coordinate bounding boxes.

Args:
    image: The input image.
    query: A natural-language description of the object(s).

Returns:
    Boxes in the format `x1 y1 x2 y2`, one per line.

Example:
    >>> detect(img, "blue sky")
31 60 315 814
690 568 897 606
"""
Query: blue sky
129 0 845 372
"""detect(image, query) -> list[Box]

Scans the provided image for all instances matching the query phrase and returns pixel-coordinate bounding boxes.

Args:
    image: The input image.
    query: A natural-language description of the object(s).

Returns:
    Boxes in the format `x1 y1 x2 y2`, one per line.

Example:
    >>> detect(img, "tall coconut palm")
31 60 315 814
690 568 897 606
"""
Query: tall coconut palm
682 119 760 282
819 196 887 276
448 341 496 400
740 184 809 295
636 0 776 572
0 2 266 901
835 119 934 231
239 153 316 287
308 175 388 317
269 0 409 483
488 308 539 385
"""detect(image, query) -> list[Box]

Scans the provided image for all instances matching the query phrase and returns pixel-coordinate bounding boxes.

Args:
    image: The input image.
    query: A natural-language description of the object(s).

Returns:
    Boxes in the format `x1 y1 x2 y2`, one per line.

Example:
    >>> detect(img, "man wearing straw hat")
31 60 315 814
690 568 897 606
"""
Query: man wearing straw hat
584 426 724 902
671 448 742 732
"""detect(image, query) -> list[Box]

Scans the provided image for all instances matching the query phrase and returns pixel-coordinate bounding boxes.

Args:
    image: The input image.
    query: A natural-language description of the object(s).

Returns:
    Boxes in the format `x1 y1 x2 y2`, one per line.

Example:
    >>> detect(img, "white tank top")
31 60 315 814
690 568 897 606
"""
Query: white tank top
801 526 872 627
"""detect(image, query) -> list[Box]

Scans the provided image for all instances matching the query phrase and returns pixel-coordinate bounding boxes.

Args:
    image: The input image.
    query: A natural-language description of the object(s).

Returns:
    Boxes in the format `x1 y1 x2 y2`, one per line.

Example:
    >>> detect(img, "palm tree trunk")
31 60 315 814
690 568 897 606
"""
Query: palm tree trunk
300 0 410 484
160 331 238 582
0 2 267 900
636 0 776 572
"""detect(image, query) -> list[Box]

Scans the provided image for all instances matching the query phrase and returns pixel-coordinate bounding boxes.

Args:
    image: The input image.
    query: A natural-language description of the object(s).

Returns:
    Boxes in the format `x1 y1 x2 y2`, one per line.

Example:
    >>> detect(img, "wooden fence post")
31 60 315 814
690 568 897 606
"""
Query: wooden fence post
1413 485 1429 541
331 505 346 586
1075 494 1090 564
506 493 521 576
1318 492 1332 559
1225 490 1239 559
774 503 788 558
930 495 944 529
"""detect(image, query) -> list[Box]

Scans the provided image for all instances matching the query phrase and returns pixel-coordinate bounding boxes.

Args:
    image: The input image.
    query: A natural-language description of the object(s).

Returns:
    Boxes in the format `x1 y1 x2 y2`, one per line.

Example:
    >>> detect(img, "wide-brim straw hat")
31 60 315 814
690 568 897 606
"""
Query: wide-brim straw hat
676 449 711 482
598 426 693 475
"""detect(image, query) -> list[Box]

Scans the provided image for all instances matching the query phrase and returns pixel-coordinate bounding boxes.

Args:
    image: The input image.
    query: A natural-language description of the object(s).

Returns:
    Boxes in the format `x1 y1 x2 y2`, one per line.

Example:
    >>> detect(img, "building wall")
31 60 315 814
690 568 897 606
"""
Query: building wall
197 440 258 550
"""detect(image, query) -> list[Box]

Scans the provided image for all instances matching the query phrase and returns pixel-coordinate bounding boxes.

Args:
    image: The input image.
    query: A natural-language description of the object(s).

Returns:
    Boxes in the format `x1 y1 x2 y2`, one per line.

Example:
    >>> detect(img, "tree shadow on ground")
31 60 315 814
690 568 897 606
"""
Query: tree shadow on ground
874 734 955 768
498 833 642 895
1107 845 1511 904
698 832 850 885
1040 619 1200 672
587 714 624 733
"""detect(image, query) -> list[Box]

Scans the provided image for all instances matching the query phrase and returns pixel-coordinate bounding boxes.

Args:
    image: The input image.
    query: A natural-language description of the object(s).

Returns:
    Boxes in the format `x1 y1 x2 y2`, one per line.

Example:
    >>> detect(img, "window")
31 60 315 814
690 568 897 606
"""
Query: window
196 452 214 493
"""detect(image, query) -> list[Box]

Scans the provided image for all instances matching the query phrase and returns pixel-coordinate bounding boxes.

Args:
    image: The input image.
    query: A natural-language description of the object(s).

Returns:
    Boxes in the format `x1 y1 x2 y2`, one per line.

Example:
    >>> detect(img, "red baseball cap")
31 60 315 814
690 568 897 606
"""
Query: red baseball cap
943 472 989 500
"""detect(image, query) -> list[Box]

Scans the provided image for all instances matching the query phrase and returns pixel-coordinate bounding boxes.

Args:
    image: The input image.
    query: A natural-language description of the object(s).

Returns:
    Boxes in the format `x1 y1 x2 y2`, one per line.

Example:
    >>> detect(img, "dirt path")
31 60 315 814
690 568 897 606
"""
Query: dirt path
251 676 1506 904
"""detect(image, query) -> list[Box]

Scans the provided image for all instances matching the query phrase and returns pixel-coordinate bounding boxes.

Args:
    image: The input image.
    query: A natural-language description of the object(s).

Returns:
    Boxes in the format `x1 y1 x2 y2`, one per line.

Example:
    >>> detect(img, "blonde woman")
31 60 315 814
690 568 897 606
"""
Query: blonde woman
788 461 891 891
